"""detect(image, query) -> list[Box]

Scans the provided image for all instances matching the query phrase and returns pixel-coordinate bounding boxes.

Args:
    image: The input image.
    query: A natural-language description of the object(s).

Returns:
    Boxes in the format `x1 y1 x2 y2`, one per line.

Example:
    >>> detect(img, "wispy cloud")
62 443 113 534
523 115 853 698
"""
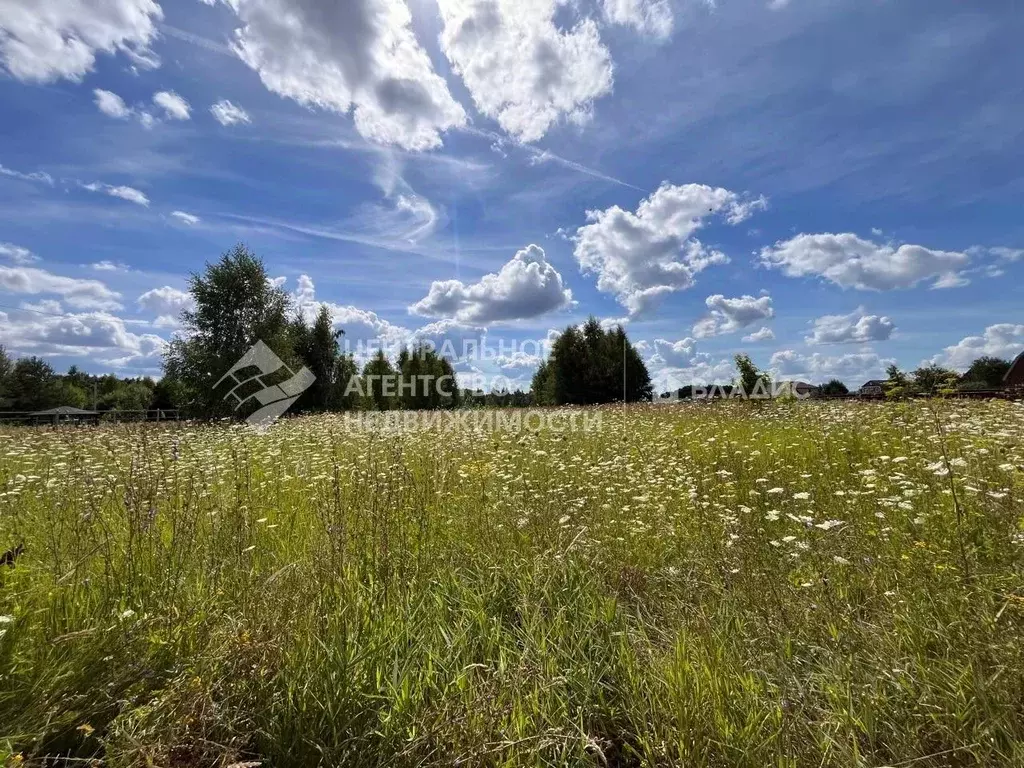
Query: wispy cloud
81 182 150 207
0 163 53 185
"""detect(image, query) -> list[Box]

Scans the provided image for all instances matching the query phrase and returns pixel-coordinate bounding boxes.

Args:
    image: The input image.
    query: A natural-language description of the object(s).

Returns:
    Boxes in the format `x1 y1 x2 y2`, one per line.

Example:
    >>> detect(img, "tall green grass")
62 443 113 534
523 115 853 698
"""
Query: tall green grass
1 400 1023 766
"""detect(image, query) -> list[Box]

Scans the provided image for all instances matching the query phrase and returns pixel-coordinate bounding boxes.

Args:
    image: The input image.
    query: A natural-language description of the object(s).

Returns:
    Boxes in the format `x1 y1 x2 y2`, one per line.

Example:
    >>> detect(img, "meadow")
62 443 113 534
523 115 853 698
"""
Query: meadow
1 400 1023 767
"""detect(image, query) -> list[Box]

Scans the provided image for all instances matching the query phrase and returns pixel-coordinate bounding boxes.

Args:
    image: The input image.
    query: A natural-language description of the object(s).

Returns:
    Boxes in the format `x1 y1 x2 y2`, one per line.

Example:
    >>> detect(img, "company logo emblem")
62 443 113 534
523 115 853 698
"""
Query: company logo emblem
215 340 315 426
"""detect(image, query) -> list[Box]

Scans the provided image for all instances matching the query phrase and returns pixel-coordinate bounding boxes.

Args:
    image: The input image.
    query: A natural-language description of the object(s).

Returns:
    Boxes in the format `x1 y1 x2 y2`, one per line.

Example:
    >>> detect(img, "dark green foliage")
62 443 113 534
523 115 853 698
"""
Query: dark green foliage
0 356 160 414
330 354 361 411
291 305 343 413
532 318 652 405
0 345 14 409
733 354 772 398
362 349 397 410
8 357 61 411
961 356 1012 388
151 375 189 411
884 364 911 398
819 379 849 396
396 344 460 410
462 389 533 407
164 244 293 418
911 364 960 395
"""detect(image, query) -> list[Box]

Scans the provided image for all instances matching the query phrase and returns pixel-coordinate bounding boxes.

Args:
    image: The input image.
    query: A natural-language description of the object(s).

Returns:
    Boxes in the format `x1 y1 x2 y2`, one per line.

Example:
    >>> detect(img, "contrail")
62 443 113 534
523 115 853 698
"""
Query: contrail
462 126 645 192
161 24 235 56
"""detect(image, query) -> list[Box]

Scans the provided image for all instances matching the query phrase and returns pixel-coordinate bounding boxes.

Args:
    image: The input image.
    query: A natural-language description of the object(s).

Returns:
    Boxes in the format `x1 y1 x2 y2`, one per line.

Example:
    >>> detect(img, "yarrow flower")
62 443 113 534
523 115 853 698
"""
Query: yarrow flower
814 519 844 530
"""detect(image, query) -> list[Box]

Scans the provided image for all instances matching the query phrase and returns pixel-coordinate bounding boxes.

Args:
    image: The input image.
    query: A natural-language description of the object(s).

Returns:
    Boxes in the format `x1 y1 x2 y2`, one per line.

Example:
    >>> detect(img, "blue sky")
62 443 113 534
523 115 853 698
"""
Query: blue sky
1 0 1022 391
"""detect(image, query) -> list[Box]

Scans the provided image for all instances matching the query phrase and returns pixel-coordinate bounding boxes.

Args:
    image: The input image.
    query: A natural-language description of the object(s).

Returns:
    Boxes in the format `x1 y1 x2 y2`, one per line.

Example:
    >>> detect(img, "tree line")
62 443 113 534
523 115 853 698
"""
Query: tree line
811 359 1013 398
0 352 168 413
3 244 1014 417
156 246 656 417
662 356 1016 400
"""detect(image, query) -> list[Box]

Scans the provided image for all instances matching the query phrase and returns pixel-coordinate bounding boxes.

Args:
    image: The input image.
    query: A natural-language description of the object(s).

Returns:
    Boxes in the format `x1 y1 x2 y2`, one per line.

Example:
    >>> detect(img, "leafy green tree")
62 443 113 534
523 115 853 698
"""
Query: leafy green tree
819 379 849 396
103 380 155 411
912 364 959 396
10 357 60 411
163 244 293 418
962 356 1011 388
54 381 89 409
734 354 772 399
152 375 189 411
884 364 911 398
65 365 90 391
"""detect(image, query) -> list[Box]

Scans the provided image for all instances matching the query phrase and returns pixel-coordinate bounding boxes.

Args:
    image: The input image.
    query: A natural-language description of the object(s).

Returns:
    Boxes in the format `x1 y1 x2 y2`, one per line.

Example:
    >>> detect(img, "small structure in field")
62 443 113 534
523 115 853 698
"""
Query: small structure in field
29 406 101 425
858 380 886 396
1005 352 1024 389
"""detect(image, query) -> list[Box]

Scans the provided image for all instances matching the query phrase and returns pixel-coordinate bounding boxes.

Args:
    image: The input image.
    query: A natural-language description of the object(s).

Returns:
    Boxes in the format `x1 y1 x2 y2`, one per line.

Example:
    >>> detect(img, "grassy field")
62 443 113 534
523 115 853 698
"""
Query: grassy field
1 400 1023 767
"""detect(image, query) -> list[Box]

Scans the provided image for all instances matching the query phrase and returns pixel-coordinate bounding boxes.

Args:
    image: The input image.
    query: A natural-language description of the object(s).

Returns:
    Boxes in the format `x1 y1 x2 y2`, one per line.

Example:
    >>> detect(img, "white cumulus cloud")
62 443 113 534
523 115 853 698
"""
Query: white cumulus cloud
94 88 132 118
602 0 673 39
223 0 466 150
693 294 774 338
153 90 191 120
648 337 697 367
438 0 613 142
646 351 736 392
770 349 895 385
933 324 1024 370
760 233 970 291
0 265 122 310
137 286 194 318
0 309 166 370
290 275 412 350
410 244 573 324
574 182 764 316
806 308 895 345
0 0 162 83
742 326 775 343
94 87 172 127
0 242 39 265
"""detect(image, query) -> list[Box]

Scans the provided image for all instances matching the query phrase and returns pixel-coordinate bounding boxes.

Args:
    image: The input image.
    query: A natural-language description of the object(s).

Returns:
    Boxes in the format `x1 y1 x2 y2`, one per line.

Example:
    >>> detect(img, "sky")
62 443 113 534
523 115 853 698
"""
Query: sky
1 0 1022 393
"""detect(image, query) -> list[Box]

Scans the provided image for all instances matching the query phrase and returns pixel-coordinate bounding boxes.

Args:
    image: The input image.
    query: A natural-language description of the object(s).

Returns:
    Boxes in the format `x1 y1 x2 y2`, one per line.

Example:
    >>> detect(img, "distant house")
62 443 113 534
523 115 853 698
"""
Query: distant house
774 381 818 398
1005 352 1024 389
858 380 886 396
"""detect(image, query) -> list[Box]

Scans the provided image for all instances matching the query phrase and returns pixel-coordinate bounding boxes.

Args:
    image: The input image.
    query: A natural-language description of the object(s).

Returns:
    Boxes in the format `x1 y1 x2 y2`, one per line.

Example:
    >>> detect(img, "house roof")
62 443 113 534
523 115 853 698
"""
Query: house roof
29 406 99 416
1005 352 1024 383
861 380 886 388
